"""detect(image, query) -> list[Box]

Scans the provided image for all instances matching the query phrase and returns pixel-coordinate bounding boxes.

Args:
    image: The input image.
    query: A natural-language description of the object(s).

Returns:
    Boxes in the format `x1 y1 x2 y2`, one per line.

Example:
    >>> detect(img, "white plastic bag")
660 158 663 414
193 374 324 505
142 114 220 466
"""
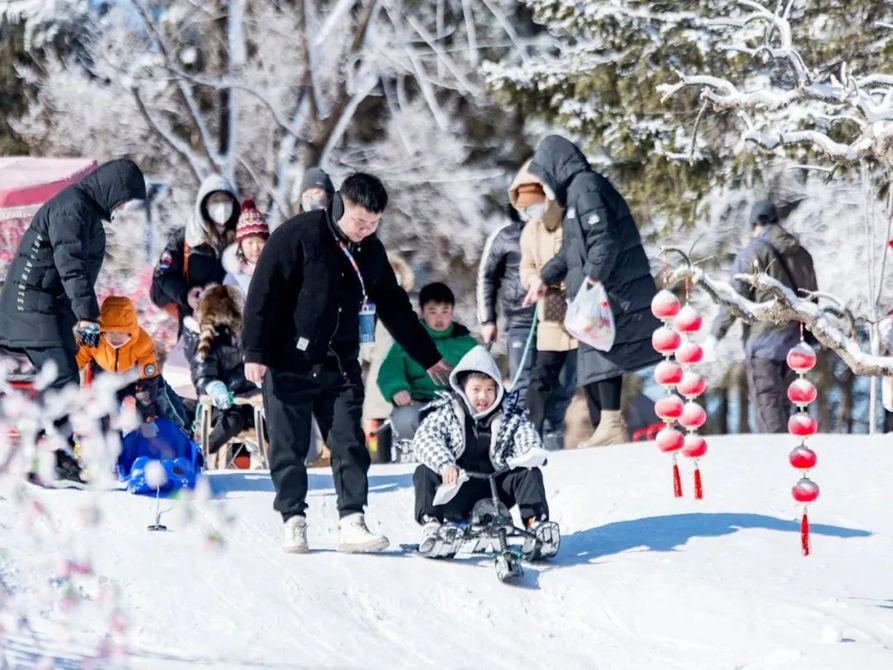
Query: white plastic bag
564 281 616 352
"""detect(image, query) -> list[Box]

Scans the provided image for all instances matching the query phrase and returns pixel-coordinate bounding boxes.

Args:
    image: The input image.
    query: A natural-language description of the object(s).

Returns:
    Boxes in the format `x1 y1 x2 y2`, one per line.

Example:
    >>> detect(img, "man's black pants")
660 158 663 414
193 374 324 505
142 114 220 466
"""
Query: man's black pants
264 360 370 520
746 356 798 433
413 464 548 525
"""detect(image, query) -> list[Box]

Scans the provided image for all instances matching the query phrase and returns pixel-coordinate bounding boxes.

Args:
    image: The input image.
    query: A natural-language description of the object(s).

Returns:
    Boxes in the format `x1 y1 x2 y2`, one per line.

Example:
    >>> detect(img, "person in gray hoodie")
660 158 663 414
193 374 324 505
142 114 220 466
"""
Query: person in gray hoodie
706 200 818 433
411 345 552 555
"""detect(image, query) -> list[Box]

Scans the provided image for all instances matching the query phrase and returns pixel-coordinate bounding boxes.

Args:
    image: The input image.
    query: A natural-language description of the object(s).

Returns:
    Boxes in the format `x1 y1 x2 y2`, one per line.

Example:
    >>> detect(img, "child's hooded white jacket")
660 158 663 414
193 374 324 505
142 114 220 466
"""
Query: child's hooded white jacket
411 345 541 473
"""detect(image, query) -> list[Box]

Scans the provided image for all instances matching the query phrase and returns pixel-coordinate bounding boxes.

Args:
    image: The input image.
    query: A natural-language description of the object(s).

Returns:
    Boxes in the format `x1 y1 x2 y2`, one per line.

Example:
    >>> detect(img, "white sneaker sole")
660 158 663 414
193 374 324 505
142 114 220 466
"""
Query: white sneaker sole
282 544 310 554
338 537 390 553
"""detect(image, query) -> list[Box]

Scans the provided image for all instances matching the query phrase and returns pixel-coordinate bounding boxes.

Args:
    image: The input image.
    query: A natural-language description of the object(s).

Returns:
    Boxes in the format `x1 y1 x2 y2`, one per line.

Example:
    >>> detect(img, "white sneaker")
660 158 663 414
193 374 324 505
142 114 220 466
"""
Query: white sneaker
419 518 442 555
282 515 309 554
338 513 389 553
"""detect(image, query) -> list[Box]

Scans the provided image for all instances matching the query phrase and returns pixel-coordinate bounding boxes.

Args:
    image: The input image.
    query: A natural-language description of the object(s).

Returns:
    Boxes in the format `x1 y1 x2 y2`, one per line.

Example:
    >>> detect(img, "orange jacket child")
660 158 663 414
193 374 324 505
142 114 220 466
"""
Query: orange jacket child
76 296 161 419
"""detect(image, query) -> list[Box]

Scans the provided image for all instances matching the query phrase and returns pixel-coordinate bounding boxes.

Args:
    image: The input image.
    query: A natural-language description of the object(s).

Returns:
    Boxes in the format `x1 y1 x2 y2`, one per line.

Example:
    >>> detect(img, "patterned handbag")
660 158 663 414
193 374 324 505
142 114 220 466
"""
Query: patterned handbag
542 285 567 322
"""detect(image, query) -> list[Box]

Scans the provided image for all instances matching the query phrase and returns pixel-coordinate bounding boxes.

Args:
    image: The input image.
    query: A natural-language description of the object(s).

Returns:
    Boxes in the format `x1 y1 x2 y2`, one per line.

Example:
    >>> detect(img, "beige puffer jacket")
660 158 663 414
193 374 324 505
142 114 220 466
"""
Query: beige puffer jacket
362 254 416 420
511 161 576 353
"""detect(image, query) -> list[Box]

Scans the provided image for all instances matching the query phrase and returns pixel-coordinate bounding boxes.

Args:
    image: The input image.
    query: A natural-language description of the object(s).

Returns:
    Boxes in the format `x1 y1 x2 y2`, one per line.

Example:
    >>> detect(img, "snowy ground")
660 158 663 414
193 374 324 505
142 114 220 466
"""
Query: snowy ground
1 434 892 669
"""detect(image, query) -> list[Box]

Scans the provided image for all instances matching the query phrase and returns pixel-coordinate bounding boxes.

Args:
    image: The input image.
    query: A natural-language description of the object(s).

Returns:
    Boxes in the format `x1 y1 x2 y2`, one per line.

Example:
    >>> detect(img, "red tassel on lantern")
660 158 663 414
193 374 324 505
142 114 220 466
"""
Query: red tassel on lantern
694 465 703 500
801 508 810 556
673 459 683 498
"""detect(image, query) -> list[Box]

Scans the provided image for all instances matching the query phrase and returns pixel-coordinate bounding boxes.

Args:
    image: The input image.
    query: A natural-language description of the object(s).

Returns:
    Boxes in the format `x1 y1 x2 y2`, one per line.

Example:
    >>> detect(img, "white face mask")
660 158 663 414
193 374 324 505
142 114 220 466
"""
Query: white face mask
523 203 546 222
302 195 328 212
208 201 233 225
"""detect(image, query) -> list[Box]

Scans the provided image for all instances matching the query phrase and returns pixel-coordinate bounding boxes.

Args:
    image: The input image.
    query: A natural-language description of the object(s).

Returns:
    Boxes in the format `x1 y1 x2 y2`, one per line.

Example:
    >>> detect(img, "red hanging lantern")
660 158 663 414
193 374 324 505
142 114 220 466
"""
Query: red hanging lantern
654 361 684 388
676 342 704 365
789 445 817 470
788 414 817 437
787 379 817 407
678 401 707 429
792 478 820 503
656 427 685 453
677 371 706 399
655 395 685 421
651 289 681 319
674 304 703 333
652 327 682 354
786 342 817 372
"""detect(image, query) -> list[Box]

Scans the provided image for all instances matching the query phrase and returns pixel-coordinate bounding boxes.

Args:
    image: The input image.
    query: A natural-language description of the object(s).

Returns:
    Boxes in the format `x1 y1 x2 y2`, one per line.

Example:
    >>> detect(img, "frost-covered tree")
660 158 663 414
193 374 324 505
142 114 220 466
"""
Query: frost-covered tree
7 0 530 223
658 0 893 431
486 0 893 228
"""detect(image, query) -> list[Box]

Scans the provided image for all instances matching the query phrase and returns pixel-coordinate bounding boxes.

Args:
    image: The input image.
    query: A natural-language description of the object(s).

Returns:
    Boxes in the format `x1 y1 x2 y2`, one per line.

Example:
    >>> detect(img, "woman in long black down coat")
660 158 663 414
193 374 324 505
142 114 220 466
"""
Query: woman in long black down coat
525 136 660 447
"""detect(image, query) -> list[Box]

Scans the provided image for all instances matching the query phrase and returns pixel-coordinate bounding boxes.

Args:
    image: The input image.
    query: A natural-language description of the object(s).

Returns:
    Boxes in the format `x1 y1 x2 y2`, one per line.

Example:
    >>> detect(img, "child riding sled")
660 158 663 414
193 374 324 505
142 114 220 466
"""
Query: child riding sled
411 345 559 560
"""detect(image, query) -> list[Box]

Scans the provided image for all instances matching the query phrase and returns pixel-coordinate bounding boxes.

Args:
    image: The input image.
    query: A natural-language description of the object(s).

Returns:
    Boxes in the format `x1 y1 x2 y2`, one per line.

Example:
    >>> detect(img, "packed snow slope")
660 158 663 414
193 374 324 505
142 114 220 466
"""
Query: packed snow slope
2 434 893 669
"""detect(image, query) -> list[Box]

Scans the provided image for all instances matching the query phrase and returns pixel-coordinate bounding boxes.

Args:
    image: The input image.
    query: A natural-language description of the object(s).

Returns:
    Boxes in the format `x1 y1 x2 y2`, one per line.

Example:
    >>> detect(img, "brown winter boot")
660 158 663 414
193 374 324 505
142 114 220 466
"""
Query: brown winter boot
578 410 629 448
563 392 594 449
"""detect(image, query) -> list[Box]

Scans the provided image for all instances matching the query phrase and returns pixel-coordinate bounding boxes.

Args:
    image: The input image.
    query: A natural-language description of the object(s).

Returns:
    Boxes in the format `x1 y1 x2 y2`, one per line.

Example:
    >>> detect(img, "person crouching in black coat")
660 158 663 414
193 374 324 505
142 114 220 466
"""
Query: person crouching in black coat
241 172 453 555
183 285 259 457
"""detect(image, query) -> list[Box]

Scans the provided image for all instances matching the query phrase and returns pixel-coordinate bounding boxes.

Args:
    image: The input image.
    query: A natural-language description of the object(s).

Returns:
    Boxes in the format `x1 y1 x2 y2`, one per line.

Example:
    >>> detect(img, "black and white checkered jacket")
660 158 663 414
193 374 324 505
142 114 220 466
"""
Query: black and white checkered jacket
411 389 542 474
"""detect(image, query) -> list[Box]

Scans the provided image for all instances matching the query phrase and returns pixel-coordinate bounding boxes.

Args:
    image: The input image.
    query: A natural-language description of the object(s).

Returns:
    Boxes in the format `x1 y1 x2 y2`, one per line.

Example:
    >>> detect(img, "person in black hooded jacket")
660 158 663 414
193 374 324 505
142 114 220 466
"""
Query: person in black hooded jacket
242 172 452 555
524 136 661 448
0 158 146 485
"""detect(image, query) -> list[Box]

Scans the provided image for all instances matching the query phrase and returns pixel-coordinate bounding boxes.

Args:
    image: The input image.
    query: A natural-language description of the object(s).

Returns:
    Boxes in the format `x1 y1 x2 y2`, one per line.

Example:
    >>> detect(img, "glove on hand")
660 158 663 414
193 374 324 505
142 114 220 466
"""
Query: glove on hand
206 380 232 409
74 321 101 348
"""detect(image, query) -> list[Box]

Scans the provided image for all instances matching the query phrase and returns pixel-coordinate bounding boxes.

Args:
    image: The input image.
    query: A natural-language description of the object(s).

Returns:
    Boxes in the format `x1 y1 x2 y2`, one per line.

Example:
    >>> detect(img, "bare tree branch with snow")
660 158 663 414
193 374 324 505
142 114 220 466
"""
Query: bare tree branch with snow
664 247 893 376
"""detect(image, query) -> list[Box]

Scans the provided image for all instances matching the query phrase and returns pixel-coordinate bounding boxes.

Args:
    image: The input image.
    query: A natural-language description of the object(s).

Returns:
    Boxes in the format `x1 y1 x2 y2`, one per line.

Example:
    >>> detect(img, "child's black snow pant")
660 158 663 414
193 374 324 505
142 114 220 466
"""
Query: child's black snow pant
413 464 549 525
208 404 256 453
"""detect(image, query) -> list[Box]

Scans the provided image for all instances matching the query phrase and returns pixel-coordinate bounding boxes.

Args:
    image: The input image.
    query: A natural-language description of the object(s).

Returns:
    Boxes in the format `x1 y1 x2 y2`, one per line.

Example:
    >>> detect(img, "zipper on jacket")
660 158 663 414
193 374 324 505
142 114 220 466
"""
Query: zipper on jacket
327 306 346 379
114 348 119 373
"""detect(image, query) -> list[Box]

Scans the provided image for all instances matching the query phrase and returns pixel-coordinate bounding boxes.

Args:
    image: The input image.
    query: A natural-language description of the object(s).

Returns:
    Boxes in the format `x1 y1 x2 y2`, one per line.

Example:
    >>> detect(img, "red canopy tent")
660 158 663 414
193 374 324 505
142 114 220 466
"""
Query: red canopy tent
0 157 98 221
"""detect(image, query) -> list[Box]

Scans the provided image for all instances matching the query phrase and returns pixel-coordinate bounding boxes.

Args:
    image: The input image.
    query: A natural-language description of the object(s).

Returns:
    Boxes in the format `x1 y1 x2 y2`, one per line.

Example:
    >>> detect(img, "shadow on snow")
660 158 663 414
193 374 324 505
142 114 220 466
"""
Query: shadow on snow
555 512 871 566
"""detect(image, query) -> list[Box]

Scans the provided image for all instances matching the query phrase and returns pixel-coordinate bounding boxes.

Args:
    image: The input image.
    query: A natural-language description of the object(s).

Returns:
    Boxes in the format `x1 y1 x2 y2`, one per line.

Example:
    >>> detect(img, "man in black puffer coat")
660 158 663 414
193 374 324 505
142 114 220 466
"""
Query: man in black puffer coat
242 173 451 555
0 158 146 485
525 136 661 447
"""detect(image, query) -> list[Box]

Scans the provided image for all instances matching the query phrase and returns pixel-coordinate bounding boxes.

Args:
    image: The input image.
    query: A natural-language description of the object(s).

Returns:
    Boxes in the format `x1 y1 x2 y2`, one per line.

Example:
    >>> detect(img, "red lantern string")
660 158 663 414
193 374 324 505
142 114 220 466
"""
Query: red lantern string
694 465 703 500
787 326 819 556
651 287 684 497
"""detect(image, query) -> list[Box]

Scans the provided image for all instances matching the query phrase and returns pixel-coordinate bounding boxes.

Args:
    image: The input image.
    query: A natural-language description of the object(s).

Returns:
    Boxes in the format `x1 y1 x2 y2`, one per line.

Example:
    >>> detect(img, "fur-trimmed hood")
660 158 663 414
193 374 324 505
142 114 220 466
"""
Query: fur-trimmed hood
221 243 241 276
194 284 243 360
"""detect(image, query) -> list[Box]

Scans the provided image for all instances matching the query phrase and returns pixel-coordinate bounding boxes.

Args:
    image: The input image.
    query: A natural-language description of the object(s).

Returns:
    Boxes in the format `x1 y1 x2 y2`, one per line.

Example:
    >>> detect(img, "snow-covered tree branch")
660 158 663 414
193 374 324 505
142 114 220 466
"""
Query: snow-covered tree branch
657 0 893 168
664 247 893 377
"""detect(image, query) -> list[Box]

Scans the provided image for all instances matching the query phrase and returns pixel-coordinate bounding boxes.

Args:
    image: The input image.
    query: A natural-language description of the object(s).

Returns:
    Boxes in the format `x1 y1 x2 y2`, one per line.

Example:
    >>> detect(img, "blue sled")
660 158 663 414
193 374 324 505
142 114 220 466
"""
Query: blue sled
117 418 204 496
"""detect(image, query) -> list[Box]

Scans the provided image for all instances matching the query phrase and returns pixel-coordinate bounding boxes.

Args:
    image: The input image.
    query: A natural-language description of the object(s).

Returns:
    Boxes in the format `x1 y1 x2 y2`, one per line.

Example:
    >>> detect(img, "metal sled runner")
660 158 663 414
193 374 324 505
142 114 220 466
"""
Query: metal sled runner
414 448 560 583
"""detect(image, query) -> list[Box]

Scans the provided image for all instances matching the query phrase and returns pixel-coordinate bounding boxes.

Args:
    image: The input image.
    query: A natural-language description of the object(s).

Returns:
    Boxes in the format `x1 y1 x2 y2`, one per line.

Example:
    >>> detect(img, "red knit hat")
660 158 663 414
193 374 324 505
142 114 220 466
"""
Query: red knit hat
236 199 269 243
